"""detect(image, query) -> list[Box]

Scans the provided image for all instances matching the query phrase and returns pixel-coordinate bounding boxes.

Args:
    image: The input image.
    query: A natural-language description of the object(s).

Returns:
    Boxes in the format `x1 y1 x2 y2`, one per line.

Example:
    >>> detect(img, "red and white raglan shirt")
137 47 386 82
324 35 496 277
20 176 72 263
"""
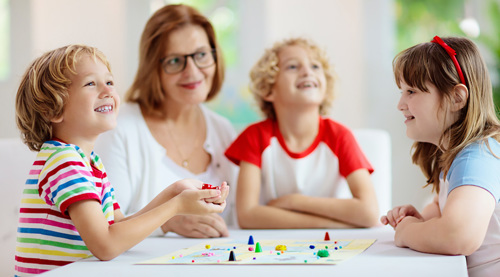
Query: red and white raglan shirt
15 140 120 276
225 118 373 205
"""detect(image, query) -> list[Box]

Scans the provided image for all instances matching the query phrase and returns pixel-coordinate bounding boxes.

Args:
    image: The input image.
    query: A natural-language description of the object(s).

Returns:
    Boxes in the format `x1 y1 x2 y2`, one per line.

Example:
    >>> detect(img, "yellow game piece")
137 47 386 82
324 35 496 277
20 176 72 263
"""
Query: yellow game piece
205 245 211 249
275 245 287 251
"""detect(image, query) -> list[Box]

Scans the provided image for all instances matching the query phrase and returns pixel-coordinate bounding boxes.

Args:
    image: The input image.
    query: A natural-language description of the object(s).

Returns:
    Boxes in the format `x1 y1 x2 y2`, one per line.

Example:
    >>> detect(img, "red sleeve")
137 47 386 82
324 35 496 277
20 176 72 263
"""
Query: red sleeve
225 120 273 168
323 119 374 177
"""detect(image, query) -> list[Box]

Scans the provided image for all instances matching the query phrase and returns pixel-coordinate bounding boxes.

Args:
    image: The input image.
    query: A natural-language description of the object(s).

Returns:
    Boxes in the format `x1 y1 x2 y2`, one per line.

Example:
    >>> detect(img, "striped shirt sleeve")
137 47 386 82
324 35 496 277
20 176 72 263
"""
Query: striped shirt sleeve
38 146 101 216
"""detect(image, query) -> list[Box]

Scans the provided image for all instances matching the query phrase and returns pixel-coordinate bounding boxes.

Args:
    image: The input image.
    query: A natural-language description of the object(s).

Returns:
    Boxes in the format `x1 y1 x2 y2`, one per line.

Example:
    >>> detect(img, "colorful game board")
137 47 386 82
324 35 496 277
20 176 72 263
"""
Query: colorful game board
137 236 376 265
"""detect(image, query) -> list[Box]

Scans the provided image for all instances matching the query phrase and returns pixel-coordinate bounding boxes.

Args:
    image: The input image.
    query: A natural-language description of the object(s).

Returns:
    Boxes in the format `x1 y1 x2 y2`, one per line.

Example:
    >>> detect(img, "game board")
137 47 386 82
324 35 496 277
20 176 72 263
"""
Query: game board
137 236 376 265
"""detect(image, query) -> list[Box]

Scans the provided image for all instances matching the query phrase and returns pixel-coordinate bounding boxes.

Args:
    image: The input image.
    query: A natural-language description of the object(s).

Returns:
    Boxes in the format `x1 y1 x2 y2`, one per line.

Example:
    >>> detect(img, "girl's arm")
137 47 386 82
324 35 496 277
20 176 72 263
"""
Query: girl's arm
394 185 495 255
268 169 379 227
236 161 353 229
68 180 225 261
421 195 441 220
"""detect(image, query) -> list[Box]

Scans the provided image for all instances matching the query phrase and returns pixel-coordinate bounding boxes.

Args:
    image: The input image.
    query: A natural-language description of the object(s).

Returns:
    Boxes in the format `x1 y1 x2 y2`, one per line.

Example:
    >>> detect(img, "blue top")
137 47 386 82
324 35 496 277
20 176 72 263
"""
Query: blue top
446 137 500 202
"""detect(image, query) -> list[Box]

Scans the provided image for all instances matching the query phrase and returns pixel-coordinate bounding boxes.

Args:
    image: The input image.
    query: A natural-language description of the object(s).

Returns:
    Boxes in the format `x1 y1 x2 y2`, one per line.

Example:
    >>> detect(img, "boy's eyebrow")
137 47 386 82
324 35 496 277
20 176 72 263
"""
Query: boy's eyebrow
279 57 298 64
79 71 113 78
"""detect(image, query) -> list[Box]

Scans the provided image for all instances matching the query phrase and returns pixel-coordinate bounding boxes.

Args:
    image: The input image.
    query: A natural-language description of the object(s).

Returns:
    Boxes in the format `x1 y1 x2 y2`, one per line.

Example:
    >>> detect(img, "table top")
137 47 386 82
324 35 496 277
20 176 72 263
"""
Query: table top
40 226 467 277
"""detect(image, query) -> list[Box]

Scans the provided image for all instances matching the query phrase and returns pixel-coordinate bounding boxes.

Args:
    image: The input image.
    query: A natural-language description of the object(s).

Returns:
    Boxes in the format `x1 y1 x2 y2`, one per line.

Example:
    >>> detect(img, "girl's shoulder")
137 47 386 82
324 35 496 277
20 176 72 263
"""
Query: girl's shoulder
459 137 500 159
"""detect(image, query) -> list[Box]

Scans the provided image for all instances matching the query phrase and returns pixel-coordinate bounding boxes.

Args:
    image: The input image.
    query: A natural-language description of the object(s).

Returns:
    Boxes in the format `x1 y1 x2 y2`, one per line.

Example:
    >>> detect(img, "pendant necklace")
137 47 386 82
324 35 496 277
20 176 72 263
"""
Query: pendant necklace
166 109 204 168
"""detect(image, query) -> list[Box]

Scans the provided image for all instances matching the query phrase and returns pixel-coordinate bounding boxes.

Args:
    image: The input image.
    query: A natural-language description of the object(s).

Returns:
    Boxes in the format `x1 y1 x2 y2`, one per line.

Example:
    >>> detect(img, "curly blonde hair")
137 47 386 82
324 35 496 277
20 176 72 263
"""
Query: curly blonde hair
249 37 336 120
16 44 111 151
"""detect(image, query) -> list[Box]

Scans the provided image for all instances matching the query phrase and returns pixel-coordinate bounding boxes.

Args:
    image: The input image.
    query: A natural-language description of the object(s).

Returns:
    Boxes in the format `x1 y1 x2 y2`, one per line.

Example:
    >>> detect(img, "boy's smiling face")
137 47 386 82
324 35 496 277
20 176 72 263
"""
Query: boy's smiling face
52 54 120 147
267 45 327 112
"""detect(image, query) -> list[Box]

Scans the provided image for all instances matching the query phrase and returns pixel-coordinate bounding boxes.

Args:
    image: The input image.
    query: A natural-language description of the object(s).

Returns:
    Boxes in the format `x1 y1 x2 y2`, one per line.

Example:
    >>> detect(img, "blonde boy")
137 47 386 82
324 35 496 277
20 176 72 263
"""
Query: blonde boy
225 38 378 229
14 45 227 276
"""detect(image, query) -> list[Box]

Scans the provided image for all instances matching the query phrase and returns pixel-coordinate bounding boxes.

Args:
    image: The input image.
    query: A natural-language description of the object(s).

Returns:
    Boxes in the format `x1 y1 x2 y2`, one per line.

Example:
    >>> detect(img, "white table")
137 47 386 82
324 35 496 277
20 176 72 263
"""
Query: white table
40 226 468 277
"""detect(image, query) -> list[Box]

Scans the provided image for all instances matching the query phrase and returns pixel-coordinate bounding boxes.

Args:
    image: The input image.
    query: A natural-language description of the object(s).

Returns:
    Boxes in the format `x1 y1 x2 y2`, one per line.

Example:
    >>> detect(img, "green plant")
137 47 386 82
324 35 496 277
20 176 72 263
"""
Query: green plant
478 0 500 115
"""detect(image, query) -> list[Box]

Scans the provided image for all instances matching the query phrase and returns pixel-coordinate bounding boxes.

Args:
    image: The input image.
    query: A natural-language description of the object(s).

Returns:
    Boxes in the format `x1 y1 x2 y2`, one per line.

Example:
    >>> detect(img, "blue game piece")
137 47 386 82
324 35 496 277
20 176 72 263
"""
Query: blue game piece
248 235 254 245
309 245 315 249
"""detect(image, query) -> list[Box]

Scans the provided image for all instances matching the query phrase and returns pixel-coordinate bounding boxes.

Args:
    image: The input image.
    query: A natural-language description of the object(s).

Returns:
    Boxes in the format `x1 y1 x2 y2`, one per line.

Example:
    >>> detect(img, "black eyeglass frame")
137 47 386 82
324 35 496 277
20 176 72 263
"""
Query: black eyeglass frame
160 49 217 74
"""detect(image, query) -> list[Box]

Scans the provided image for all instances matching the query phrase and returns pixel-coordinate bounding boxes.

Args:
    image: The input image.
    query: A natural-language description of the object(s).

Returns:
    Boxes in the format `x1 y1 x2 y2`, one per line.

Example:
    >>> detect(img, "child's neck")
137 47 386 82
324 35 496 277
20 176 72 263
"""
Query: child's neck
53 132 96 160
275 109 320 153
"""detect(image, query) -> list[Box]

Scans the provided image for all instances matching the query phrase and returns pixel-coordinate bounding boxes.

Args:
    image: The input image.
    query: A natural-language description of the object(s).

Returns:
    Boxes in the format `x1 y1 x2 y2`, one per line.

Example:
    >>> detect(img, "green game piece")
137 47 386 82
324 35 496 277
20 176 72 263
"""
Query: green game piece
317 249 330 257
255 242 262 253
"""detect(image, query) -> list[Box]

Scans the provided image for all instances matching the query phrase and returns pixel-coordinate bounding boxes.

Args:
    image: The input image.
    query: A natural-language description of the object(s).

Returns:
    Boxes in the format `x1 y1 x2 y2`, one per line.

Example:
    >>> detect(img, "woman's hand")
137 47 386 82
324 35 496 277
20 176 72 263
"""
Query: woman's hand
161 214 229 238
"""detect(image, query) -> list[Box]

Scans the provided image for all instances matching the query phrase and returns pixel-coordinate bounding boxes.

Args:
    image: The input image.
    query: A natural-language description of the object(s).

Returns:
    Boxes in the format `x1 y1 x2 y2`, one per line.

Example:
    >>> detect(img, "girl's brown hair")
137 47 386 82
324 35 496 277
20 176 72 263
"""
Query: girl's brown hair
126 4 224 117
393 36 500 192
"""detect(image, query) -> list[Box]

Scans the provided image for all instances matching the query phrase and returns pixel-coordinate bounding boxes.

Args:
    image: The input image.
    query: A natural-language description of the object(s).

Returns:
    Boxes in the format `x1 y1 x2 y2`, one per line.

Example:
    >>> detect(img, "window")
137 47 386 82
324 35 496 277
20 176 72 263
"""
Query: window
0 0 9 81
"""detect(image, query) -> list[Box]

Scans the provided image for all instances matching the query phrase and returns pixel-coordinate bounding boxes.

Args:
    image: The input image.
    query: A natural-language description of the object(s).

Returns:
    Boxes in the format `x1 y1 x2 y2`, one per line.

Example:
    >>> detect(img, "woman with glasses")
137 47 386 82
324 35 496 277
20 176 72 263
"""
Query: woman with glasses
95 4 238 238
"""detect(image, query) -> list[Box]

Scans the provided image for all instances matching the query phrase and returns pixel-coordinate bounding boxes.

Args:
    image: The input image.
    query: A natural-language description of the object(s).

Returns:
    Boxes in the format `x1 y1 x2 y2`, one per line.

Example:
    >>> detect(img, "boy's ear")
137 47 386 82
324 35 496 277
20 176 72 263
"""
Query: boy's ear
451 84 468 111
263 89 275 102
50 115 63 123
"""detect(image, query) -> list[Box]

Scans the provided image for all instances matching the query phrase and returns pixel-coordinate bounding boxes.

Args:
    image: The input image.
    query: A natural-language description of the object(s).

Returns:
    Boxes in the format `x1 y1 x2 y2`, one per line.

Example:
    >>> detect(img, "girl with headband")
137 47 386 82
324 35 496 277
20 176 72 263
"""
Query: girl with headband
381 36 500 277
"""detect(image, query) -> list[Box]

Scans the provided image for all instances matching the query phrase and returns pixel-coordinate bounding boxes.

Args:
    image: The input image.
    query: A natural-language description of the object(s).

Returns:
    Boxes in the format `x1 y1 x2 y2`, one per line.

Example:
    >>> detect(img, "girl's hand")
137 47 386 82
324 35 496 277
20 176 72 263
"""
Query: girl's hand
380 205 424 228
175 188 226 215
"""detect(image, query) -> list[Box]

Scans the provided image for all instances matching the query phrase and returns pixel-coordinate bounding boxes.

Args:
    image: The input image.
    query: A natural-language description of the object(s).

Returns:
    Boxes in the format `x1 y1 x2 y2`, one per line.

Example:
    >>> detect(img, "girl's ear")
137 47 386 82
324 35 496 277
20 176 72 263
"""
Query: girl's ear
451 84 468 111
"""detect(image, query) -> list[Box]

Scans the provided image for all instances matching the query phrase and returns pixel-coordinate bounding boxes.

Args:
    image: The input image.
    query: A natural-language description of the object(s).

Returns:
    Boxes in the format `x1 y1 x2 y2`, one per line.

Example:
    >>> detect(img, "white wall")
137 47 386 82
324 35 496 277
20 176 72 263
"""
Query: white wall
0 1 434 275
0 2 433 274
1 0 433 212
236 0 431 208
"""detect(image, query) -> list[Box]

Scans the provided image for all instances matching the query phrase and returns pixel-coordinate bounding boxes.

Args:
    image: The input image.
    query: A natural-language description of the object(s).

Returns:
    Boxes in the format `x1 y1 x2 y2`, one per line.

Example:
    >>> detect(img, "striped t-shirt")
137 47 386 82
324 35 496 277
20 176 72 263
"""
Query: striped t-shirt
14 140 120 276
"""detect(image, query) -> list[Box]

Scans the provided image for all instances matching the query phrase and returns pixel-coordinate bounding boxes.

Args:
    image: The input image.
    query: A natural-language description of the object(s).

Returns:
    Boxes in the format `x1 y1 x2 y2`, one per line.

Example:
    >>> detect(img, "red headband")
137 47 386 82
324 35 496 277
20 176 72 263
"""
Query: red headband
431 36 466 85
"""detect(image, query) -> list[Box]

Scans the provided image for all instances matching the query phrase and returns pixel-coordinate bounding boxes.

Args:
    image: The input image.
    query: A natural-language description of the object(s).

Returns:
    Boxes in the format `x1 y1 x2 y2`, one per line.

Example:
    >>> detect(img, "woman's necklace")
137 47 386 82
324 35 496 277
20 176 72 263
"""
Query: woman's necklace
165 109 204 168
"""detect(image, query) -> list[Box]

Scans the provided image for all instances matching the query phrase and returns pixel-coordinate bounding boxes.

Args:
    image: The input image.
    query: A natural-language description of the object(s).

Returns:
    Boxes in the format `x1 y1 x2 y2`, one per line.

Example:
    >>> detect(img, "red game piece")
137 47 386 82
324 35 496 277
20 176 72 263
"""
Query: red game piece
324 232 330 241
202 183 218 190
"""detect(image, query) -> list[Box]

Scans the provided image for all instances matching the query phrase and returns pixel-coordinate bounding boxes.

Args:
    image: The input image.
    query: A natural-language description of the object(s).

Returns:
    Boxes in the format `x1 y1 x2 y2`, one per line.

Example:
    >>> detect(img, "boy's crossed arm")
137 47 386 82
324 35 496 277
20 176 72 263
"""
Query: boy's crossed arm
268 169 379 228
237 161 355 229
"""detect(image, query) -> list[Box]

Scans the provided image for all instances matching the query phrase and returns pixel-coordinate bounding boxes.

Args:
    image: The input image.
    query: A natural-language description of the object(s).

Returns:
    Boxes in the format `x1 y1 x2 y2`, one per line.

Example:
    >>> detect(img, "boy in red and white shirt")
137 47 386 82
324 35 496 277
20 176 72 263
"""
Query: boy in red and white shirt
225 38 379 229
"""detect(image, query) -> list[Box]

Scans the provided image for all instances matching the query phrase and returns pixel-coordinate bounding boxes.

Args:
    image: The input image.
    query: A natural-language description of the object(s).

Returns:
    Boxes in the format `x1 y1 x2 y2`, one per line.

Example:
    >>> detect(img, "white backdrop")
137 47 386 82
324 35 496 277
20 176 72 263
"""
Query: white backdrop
0 0 430 222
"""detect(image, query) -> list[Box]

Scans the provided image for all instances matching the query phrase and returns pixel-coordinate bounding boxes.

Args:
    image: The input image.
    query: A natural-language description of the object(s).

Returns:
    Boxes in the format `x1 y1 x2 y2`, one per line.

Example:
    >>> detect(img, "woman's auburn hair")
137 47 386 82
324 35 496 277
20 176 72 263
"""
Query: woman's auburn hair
16 45 110 151
249 37 336 120
393 36 500 193
125 4 225 117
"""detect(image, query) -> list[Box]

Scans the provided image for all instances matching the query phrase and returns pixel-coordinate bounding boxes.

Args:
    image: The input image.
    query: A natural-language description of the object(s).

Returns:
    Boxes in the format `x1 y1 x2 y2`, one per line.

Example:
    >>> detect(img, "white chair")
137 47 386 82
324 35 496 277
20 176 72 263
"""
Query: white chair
0 138 37 277
336 129 392 218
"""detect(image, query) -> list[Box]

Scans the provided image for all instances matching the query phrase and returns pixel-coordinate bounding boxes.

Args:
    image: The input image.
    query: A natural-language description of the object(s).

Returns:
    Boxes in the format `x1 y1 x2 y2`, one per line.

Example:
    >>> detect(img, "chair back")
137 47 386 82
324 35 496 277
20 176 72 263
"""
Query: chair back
0 138 36 276
336 129 392 217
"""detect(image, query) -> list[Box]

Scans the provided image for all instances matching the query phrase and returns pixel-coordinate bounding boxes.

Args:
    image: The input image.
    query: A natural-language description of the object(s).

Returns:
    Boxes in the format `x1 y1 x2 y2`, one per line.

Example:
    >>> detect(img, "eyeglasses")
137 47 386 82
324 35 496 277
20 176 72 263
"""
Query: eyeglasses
431 36 466 86
160 49 216 74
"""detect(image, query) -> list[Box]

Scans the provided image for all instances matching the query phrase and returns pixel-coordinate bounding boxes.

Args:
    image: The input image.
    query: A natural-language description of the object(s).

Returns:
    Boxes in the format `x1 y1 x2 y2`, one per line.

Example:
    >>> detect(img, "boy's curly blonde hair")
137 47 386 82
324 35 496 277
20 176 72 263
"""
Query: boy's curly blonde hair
15 44 111 151
249 38 336 120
